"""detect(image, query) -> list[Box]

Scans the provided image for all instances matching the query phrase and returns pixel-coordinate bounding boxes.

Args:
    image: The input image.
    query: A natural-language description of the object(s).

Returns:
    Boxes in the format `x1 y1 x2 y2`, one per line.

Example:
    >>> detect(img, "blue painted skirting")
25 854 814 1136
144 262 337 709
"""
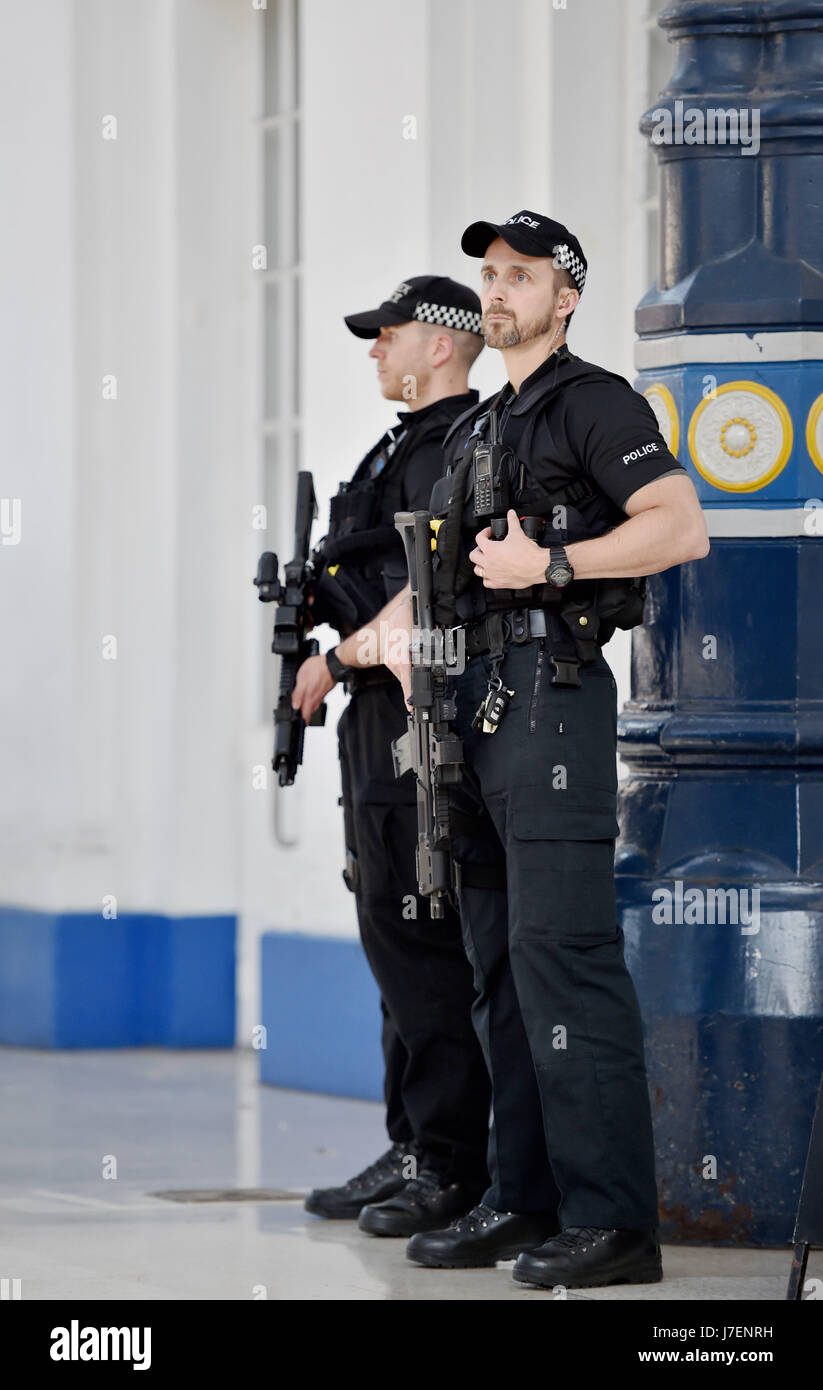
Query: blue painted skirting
260 932 382 1101
0 907 235 1047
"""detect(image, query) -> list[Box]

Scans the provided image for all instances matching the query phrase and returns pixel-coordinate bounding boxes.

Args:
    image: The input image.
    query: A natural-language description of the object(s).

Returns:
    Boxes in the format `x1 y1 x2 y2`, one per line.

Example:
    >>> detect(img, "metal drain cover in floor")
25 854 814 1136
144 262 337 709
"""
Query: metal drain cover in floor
150 1188 305 1203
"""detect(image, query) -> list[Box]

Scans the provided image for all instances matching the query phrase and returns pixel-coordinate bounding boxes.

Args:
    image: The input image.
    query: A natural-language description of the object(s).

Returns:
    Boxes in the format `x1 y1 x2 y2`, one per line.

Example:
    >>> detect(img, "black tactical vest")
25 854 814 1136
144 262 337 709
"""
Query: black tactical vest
431 353 647 650
313 397 476 636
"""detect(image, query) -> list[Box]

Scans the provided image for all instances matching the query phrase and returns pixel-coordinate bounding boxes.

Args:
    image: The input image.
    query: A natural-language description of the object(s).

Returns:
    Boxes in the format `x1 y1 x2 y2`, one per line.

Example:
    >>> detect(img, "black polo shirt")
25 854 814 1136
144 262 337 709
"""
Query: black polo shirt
482 346 686 514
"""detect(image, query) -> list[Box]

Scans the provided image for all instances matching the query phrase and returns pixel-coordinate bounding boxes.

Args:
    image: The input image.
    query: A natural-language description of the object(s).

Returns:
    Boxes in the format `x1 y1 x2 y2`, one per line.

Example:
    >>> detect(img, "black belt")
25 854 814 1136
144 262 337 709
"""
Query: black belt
463 607 552 654
460 608 584 686
343 665 396 694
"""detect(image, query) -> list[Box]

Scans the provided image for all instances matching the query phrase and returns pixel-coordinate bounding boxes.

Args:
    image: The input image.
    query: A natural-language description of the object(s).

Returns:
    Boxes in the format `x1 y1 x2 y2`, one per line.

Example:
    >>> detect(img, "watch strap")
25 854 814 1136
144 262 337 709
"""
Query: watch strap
545 544 574 586
325 647 351 683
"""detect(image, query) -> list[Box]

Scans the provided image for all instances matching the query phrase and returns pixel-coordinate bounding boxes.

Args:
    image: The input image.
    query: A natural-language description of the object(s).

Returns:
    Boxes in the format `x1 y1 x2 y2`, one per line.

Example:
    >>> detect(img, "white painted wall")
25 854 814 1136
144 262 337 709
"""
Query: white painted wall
0 0 658 1047
1 1 259 944
0 0 75 906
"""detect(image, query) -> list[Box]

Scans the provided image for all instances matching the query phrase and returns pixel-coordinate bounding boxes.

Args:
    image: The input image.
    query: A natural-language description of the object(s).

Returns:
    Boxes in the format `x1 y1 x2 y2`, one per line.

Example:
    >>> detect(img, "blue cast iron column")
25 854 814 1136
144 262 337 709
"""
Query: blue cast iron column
616 0 823 1244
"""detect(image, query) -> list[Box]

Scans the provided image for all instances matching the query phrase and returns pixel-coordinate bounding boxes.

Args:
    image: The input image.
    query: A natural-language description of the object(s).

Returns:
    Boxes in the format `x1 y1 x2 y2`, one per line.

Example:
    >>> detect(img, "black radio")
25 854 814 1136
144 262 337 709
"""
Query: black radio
473 444 495 514
472 406 511 540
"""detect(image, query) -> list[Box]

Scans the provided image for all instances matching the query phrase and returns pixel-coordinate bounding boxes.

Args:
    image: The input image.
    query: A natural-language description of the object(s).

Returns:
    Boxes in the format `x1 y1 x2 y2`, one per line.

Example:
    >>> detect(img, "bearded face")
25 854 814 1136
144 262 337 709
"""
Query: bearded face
482 305 557 350
479 238 572 355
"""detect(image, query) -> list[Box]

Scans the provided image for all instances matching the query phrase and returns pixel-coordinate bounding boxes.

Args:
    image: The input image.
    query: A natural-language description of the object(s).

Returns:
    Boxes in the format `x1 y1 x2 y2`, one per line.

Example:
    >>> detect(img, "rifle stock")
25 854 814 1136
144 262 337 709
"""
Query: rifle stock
391 510 464 919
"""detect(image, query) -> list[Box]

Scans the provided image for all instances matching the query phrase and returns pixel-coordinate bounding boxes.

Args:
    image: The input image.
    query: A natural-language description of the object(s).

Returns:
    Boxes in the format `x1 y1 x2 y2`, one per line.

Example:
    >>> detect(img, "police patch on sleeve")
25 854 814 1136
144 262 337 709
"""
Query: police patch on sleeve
563 379 688 510
622 441 661 466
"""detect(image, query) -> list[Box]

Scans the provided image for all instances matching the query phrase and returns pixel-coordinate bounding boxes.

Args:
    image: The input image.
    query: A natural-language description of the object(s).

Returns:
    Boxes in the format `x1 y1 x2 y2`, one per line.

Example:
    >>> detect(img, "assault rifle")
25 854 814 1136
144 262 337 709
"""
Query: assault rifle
391 511 465 919
254 471 326 786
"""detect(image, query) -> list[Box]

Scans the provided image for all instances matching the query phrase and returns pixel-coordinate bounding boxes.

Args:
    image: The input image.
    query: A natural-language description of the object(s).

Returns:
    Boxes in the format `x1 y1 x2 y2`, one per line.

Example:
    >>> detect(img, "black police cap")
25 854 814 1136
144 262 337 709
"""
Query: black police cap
344 275 483 339
461 210 587 294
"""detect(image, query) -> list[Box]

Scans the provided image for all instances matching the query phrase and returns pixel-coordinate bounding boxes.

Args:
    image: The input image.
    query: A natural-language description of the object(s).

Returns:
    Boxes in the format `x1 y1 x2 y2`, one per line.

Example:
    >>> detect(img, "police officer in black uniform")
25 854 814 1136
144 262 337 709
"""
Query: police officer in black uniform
294 276 492 1236
374 212 709 1286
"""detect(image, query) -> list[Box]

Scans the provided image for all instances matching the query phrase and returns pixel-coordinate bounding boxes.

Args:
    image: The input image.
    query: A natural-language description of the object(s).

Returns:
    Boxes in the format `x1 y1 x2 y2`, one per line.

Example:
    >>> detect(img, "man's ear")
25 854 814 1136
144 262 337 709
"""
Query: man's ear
430 331 455 367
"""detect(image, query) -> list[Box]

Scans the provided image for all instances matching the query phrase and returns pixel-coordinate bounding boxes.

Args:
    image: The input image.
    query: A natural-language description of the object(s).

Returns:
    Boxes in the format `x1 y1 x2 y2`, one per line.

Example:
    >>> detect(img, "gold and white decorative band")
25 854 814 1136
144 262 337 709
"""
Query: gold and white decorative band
806 394 823 476
643 383 679 460
688 381 792 493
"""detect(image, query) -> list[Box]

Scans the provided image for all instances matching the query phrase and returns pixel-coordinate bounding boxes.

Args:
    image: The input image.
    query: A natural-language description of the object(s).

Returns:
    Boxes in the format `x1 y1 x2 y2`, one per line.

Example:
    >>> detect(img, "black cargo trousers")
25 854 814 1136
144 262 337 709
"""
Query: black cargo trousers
337 672 490 1186
448 637 659 1228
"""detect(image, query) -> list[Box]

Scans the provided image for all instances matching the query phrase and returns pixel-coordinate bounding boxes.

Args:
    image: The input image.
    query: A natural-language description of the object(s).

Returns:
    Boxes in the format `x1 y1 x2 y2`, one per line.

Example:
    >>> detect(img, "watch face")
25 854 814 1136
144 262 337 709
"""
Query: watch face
548 564 573 587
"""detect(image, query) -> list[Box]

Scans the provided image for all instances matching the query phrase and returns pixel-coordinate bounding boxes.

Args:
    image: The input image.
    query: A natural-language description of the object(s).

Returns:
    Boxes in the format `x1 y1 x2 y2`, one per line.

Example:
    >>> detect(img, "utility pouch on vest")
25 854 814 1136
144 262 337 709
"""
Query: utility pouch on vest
558 594 601 663
432 453 474 628
558 574 647 661
597 575 647 634
328 483 378 539
311 564 384 636
429 471 454 517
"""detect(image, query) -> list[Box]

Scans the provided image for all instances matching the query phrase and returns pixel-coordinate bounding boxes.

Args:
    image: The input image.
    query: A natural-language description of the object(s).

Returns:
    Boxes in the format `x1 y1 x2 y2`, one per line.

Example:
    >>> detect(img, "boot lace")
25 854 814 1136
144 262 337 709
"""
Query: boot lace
552 1226 614 1251
393 1168 446 1206
449 1202 502 1233
344 1143 407 1191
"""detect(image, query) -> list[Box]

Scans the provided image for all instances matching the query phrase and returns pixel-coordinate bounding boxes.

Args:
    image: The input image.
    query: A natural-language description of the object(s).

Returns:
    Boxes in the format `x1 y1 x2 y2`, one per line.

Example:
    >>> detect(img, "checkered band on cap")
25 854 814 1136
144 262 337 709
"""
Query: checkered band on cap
552 242 586 292
413 301 483 334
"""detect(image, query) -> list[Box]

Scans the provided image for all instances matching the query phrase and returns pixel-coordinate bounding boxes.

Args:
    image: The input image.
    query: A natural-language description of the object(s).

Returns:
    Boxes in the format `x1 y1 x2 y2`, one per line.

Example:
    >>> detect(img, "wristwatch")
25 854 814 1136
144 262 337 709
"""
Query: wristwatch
325 647 351 683
545 544 574 588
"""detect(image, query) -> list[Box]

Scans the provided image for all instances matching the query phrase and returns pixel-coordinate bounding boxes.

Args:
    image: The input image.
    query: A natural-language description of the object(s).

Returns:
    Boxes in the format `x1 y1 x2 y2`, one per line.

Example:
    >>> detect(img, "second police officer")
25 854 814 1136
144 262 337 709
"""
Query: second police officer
375 211 711 1286
292 276 492 1237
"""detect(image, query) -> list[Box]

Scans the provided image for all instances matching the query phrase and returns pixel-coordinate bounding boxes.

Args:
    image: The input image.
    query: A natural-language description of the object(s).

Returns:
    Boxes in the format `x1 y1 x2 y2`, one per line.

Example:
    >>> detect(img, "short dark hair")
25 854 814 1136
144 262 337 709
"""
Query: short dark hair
451 326 485 367
417 319 484 368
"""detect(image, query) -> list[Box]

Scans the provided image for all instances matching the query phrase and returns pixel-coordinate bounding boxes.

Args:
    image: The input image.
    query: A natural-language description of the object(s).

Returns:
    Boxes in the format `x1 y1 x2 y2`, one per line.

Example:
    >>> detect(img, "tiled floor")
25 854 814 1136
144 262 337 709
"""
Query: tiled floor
0 1048 818 1301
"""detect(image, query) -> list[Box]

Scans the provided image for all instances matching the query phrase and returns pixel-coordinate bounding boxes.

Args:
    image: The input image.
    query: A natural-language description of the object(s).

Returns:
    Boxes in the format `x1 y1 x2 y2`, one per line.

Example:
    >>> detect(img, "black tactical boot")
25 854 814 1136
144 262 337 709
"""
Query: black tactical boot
358 1168 486 1237
304 1142 414 1219
513 1227 663 1289
405 1203 560 1267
